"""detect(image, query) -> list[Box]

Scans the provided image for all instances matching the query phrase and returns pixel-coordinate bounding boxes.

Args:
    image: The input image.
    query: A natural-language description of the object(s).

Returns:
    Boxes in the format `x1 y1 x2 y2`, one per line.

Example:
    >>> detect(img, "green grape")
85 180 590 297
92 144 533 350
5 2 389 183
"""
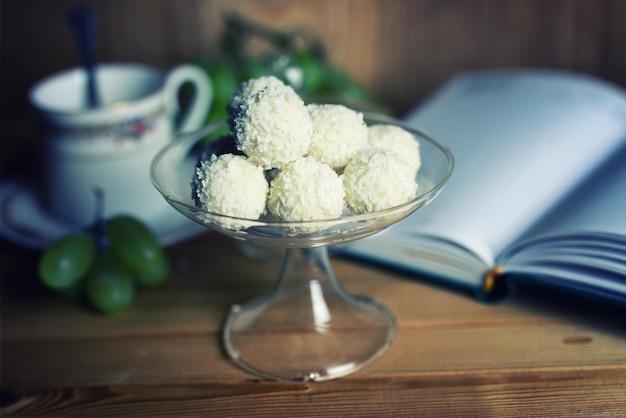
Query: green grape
205 60 240 123
292 50 326 97
84 252 134 315
322 66 371 103
264 53 305 93
206 104 229 124
134 254 169 287
38 232 95 290
105 216 170 283
241 57 269 81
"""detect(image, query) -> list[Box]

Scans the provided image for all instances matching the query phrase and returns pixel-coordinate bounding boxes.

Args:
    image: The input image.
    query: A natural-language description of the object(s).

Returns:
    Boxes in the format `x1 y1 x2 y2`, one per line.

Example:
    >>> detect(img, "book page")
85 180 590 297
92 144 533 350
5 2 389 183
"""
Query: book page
497 144 626 300
341 70 626 291
509 143 626 241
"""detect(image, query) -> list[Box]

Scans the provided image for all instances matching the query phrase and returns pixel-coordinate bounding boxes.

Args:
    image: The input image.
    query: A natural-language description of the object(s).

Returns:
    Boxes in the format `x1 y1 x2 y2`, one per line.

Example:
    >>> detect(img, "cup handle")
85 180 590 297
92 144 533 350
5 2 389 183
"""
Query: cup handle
163 64 213 134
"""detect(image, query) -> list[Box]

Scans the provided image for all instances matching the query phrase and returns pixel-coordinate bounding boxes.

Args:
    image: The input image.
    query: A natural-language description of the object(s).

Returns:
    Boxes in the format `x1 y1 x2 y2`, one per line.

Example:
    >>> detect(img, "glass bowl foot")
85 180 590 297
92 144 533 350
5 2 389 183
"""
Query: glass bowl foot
222 247 396 382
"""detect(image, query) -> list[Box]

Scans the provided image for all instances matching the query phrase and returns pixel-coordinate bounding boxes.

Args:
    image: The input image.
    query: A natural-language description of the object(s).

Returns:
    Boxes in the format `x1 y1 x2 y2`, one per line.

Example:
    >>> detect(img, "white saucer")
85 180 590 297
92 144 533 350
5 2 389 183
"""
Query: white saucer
0 177 207 250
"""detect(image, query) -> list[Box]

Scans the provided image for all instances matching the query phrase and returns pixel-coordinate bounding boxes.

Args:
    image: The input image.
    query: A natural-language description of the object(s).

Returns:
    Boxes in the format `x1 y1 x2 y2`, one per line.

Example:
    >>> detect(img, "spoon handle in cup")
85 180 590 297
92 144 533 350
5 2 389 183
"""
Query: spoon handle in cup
68 5 100 108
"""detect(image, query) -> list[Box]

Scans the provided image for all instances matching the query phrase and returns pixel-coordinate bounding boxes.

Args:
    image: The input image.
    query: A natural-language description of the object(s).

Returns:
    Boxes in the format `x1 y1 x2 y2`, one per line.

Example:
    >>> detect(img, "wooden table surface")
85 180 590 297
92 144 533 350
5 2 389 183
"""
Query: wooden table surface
1 231 625 417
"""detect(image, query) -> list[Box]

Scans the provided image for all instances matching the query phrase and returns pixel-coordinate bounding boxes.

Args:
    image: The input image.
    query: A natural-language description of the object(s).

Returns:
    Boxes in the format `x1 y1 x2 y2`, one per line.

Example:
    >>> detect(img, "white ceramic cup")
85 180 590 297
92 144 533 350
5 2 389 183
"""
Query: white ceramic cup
29 63 212 227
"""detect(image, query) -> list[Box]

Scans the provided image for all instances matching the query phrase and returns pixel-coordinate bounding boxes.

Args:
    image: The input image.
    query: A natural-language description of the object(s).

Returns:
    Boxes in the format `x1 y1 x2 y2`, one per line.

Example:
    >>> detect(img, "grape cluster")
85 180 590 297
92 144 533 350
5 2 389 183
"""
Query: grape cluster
201 13 389 127
38 216 169 315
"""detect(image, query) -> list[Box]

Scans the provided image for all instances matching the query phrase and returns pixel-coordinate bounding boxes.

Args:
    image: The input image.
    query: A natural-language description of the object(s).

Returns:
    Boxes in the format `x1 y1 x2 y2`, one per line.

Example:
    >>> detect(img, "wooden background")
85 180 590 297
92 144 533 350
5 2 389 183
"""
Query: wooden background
2 0 626 174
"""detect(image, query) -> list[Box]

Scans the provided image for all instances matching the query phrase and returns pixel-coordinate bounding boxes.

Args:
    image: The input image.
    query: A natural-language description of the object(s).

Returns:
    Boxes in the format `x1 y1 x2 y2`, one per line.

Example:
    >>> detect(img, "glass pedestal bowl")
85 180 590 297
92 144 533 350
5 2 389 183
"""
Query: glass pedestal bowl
151 114 454 382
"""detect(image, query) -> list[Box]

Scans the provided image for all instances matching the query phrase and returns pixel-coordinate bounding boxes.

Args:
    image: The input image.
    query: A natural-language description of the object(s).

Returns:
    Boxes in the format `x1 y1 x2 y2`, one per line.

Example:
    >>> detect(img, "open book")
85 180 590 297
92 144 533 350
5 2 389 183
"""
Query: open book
339 70 626 304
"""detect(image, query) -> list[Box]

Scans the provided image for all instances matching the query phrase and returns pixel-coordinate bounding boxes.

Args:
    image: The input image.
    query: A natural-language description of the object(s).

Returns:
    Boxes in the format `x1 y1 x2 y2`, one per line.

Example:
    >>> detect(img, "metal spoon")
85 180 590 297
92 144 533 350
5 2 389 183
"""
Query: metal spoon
67 5 100 108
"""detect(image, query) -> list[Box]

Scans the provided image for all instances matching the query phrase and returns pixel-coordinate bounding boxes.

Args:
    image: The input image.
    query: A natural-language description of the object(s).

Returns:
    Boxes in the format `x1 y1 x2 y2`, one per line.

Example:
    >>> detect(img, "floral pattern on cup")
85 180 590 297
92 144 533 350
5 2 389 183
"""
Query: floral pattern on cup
49 107 164 143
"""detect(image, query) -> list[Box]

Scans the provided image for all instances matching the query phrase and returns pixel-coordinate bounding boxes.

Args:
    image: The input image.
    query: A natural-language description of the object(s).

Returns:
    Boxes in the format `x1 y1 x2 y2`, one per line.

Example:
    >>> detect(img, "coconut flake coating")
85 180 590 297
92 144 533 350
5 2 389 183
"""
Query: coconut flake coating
233 84 312 169
307 104 368 170
227 75 287 118
268 157 345 221
342 149 418 214
367 124 421 173
193 154 268 219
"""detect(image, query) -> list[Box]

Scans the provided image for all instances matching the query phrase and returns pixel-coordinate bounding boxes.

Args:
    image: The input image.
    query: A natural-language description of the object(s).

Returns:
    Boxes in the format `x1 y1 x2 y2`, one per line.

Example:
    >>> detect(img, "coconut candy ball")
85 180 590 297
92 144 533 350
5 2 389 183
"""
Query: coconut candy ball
342 148 418 214
367 124 421 173
227 75 287 118
268 156 345 221
193 154 269 220
306 104 368 171
232 84 312 169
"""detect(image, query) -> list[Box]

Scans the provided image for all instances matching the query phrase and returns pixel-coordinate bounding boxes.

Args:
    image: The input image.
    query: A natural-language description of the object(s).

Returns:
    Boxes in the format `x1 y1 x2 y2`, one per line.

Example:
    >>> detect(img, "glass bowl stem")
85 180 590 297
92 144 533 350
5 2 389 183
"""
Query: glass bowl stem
223 246 396 382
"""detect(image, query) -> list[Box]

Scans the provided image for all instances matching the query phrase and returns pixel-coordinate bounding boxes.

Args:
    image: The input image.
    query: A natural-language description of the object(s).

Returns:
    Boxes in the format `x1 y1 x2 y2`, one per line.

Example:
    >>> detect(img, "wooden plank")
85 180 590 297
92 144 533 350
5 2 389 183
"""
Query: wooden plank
2 211 625 416
193 0 616 113
3 315 625 388
605 0 626 82
2 0 623 119
2 355 625 416
4 0 626 178
3 368 626 417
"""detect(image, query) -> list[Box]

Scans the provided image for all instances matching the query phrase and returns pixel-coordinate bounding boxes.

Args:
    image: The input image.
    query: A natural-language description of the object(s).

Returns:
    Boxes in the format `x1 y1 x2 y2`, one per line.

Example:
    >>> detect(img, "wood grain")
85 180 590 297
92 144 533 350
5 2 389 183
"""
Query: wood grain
2 0 626 116
1 232 625 416
3 0 626 178
3 322 625 387
3 369 625 417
